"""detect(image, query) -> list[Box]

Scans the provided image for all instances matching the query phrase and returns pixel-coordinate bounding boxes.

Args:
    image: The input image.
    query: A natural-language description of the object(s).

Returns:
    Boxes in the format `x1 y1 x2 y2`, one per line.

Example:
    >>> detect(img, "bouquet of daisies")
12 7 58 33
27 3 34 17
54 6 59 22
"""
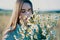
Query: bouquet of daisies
19 13 57 40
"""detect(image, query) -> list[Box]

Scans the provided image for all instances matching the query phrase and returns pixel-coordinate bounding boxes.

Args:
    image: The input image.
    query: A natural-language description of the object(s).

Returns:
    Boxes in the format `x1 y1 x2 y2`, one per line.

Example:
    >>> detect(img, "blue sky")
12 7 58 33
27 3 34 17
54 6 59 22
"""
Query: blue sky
0 0 60 11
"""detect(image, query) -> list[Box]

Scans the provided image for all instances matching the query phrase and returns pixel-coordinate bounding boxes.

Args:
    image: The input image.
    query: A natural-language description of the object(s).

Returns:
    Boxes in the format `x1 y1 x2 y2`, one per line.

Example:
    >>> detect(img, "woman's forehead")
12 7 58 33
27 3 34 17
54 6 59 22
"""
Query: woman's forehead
22 3 31 10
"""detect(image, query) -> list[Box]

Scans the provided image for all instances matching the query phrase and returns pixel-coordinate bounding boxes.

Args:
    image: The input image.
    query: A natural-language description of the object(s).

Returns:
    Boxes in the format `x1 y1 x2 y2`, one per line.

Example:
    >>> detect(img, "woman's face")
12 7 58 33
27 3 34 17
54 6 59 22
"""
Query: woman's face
20 3 32 20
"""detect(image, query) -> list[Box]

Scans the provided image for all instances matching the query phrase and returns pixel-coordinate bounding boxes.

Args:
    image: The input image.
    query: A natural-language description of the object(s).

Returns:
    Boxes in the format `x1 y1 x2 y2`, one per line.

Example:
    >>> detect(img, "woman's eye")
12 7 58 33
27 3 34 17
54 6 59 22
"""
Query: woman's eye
28 9 31 12
21 10 25 13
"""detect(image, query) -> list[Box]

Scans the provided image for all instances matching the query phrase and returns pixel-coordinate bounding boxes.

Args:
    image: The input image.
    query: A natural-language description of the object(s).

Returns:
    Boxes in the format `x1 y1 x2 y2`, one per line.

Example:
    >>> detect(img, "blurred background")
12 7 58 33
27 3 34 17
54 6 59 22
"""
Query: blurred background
0 0 60 40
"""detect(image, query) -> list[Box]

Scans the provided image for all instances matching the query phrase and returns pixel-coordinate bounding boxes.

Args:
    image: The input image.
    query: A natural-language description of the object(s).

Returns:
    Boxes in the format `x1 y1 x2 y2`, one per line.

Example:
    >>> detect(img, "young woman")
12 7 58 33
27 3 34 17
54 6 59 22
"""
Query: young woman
2 0 46 40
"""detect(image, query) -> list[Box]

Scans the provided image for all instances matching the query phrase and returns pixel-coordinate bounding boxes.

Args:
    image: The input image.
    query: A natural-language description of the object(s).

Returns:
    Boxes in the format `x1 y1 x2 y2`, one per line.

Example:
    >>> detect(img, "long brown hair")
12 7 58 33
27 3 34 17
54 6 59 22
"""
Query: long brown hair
3 0 33 35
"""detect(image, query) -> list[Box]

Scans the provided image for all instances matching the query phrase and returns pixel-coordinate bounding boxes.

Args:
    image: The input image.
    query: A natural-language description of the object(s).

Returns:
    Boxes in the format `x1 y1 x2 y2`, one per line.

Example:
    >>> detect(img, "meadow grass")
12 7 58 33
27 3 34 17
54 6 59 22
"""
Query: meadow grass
0 12 60 40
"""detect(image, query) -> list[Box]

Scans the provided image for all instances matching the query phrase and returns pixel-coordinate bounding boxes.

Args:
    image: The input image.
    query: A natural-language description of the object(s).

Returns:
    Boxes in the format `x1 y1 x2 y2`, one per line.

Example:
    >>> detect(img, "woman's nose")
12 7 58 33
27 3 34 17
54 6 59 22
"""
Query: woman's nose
26 11 30 14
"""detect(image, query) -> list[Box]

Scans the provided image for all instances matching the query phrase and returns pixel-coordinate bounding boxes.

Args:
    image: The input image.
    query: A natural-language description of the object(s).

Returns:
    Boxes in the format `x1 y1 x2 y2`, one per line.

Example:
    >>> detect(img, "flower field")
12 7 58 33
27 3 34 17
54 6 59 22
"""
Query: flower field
0 12 60 40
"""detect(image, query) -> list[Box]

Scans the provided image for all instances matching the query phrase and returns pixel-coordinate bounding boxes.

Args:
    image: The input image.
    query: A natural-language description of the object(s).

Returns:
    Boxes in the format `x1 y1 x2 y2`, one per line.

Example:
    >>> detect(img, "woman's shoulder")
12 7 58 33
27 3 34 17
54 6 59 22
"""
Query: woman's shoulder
2 23 21 40
3 23 21 35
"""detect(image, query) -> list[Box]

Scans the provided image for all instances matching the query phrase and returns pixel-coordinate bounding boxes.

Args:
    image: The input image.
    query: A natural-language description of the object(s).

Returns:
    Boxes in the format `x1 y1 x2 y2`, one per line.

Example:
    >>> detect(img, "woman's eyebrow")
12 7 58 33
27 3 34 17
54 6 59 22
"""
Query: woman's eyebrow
28 8 31 10
21 9 25 10
21 8 31 10
28 8 31 11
